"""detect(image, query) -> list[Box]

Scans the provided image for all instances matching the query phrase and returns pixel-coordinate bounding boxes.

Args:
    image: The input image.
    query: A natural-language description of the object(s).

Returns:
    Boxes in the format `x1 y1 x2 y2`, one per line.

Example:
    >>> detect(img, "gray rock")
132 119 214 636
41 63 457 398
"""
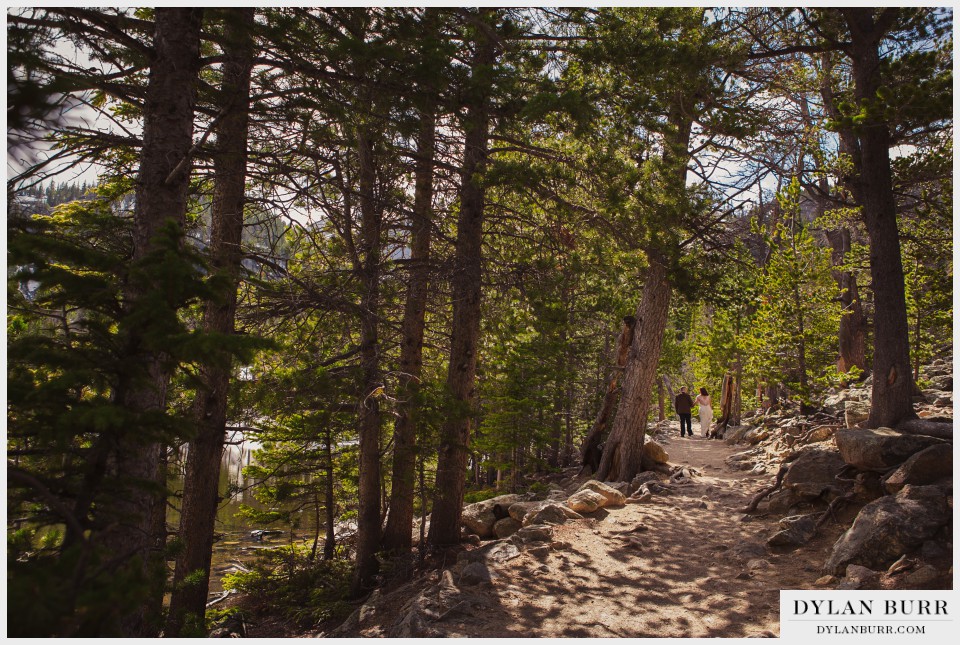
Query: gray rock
458 539 521 565
836 428 948 472
767 514 818 547
729 541 769 562
902 564 941 588
507 501 545 523
577 480 627 507
567 489 605 513
882 444 953 494
493 517 522 539
824 485 951 575
629 472 663 495
838 564 881 590
514 524 553 543
641 439 669 464
459 562 492 586
844 401 870 428
782 447 848 500
461 494 525 539
525 503 570 527
724 425 751 445
527 545 551 559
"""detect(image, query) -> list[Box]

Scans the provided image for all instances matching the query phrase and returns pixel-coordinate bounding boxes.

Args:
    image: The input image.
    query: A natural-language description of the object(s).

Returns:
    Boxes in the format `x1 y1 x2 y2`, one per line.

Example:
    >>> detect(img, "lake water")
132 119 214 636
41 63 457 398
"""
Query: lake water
168 433 321 594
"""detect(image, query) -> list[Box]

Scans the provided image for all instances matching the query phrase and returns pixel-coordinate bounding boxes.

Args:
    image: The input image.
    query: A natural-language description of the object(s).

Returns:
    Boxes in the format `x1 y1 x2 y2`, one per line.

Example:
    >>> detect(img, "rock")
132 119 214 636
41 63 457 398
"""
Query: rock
803 426 836 444
729 541 768 562
765 488 803 514
920 540 951 561
836 428 948 472
902 564 941 588
745 427 771 444
461 494 525 539
628 492 653 504
639 481 673 496
815 575 837 586
641 439 669 464
724 426 751 445
577 480 627 507
493 517 522 539
525 504 570 526
459 562 492 586
882 444 953 493
566 489 606 513
546 489 568 501
527 545 551 559
844 401 870 428
629 472 663 495
838 564 881 590
747 558 772 571
767 514 818 547
458 539 521 565
462 533 481 546
824 485 951 575
782 447 847 499
514 524 553 543
507 501 545 523
607 481 631 496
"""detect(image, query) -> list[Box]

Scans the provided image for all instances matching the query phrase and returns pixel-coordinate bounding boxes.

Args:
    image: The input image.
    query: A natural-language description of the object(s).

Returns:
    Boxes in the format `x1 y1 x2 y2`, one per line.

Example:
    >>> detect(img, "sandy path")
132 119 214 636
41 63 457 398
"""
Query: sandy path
428 430 830 638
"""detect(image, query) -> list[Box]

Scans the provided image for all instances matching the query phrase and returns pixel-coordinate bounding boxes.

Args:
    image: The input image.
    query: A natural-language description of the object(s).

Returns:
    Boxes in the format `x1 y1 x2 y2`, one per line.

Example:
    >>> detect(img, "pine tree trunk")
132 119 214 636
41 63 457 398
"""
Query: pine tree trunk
841 8 916 429
596 260 672 482
165 9 253 636
579 315 636 474
98 9 202 637
352 128 384 594
382 100 435 556
427 14 495 548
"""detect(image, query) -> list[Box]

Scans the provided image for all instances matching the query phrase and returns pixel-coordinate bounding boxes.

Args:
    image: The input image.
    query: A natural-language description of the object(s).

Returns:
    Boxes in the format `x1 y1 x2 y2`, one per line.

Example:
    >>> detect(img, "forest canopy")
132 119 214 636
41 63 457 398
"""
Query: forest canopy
6 6 952 637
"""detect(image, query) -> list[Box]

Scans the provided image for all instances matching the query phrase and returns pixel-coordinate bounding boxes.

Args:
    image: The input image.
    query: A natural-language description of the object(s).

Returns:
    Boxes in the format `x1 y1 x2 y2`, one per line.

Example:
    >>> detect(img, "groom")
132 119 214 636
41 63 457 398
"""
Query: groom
674 387 694 438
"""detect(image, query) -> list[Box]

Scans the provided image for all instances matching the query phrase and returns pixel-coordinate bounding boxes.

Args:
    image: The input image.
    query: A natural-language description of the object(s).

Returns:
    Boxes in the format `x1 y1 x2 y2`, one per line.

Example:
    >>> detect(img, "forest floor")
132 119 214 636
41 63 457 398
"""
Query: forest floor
248 424 854 638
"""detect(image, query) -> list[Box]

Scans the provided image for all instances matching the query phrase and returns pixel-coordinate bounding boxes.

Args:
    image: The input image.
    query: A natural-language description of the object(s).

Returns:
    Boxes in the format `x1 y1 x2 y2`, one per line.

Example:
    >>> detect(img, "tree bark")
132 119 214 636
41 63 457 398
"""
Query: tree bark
381 99 435 556
351 127 384 595
98 9 203 637
427 14 496 547
579 315 636 474
165 9 253 636
596 261 672 482
818 57 868 380
840 8 916 429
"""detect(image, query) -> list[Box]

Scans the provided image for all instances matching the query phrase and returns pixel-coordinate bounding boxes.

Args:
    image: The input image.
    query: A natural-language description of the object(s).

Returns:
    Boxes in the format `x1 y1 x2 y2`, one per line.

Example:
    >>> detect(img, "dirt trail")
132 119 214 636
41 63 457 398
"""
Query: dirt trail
407 430 838 638
299 426 851 639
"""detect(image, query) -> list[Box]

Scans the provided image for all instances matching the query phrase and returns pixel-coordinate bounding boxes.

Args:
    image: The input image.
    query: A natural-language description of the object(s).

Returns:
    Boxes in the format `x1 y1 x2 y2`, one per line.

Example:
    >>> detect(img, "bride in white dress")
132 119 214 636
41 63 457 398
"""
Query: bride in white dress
694 387 713 437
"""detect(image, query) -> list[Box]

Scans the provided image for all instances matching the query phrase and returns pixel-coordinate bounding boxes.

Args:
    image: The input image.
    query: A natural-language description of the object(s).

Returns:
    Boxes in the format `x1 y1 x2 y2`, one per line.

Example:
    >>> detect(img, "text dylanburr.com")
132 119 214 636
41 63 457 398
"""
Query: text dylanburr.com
780 590 955 640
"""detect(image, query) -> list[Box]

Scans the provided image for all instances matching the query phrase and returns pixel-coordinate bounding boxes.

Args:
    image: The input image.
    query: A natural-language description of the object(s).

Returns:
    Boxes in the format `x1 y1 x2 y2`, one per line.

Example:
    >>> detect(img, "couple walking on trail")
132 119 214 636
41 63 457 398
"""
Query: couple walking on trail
674 386 713 437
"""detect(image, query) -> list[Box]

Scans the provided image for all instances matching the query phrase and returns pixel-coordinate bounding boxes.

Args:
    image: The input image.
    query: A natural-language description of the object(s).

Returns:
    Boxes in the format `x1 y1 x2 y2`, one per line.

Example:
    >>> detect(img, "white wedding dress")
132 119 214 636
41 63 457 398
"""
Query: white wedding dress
696 395 713 436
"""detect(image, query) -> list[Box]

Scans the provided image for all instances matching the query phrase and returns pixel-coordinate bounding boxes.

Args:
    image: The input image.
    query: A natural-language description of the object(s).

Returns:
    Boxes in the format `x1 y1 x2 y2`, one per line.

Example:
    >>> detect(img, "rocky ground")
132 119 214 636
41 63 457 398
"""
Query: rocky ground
232 357 952 638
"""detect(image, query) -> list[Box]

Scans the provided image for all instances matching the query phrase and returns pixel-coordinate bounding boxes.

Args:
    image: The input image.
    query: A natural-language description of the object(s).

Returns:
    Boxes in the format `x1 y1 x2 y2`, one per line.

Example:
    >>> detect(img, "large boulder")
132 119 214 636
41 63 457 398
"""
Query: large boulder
823 485 951 576
460 494 525 539
641 440 669 464
882 444 953 494
492 517 522 539
767 514 818 547
844 401 870 428
782 447 848 500
507 501 546 523
835 428 948 472
577 480 626 507
566 489 605 513
525 503 571 526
